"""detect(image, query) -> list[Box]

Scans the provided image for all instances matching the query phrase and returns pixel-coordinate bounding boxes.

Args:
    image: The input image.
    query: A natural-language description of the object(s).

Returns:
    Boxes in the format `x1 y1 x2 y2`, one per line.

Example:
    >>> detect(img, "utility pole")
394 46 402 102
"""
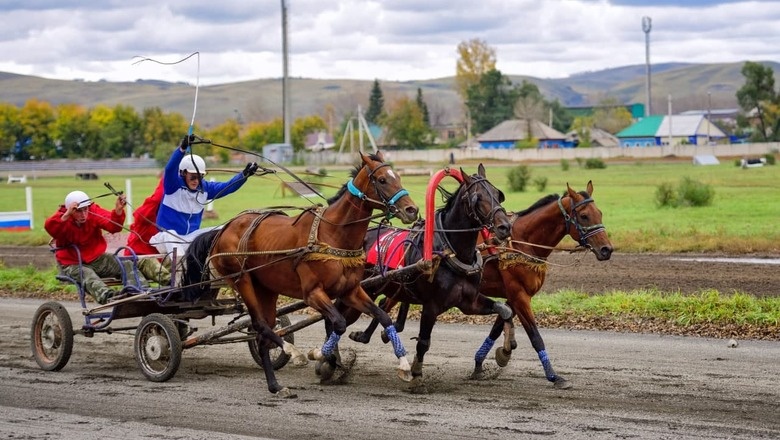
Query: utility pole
707 91 712 145
642 16 652 117
281 0 291 145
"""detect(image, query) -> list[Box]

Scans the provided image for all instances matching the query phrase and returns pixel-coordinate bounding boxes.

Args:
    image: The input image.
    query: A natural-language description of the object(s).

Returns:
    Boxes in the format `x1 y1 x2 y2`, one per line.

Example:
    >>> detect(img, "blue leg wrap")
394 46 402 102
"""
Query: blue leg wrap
475 337 495 364
322 332 341 357
384 325 407 358
538 349 557 381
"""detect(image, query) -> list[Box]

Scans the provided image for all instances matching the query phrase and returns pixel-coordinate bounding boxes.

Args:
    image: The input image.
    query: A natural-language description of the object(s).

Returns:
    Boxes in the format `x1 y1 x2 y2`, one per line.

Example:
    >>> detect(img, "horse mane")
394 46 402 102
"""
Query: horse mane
326 153 383 205
515 194 559 217
181 228 221 301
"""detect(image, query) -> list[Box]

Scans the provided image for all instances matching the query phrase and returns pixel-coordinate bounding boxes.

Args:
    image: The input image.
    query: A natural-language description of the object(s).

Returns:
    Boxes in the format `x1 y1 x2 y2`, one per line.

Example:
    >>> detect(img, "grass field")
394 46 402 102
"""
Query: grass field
1 159 777 253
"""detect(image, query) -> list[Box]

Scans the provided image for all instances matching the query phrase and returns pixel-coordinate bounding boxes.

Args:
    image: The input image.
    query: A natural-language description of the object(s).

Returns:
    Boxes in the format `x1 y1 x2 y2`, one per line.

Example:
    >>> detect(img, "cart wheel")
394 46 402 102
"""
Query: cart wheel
134 313 182 382
31 301 74 371
248 314 294 371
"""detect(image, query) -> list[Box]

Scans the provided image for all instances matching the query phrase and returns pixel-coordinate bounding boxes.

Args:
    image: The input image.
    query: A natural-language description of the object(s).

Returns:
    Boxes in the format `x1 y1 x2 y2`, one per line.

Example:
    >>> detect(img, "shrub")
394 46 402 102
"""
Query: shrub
656 177 715 208
734 159 743 167
655 182 677 207
584 158 607 169
560 159 570 171
678 176 715 207
764 153 776 165
533 176 548 192
506 165 532 192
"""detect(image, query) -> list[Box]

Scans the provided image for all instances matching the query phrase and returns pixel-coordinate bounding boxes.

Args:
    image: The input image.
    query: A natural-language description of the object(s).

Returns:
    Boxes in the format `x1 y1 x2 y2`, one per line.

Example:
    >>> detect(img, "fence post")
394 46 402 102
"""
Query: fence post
26 186 33 229
125 179 133 226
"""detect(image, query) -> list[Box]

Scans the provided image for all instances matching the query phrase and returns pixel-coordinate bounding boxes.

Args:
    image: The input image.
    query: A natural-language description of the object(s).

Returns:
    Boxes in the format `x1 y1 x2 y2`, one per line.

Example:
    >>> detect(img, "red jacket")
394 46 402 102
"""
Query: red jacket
124 180 164 256
45 203 125 266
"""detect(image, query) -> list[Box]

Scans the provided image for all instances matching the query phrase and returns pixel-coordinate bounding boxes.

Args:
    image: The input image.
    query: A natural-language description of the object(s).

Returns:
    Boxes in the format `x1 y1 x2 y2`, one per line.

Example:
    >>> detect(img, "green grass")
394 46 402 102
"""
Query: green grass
1 160 778 252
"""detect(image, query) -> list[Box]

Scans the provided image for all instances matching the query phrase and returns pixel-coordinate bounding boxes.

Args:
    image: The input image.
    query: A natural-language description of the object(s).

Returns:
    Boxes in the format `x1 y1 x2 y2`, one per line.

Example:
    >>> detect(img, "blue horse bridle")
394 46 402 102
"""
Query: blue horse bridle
346 163 409 217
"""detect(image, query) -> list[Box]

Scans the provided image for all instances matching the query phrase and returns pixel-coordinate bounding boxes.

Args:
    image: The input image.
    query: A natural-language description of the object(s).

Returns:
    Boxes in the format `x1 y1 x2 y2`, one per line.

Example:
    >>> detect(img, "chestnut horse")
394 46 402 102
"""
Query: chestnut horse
186 151 419 396
472 181 613 388
342 165 513 393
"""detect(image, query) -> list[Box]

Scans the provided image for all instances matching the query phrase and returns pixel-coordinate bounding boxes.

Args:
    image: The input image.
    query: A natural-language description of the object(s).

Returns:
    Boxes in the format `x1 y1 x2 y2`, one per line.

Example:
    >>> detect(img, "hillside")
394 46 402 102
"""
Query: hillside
2 61 778 128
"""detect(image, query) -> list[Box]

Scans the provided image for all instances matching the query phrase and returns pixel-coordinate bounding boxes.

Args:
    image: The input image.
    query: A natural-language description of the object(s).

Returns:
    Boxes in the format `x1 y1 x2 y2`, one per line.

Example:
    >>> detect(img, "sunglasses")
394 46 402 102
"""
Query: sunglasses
185 173 205 181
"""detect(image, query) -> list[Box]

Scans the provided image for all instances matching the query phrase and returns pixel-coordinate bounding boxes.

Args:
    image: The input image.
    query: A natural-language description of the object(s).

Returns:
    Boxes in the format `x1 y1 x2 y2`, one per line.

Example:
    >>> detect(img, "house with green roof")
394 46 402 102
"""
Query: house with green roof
616 115 728 147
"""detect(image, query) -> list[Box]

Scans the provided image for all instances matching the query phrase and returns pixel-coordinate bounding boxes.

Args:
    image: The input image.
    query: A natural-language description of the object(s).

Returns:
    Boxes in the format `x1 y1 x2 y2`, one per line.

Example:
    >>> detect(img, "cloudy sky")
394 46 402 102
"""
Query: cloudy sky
1 0 778 86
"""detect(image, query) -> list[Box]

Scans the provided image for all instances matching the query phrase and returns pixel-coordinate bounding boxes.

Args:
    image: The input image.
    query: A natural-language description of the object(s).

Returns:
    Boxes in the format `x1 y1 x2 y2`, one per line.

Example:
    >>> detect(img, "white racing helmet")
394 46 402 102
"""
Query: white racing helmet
64 190 92 209
179 154 207 175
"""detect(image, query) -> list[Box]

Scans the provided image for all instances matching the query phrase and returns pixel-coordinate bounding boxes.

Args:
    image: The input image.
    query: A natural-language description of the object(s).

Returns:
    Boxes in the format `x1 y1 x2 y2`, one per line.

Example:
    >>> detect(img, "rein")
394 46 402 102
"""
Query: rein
557 195 605 247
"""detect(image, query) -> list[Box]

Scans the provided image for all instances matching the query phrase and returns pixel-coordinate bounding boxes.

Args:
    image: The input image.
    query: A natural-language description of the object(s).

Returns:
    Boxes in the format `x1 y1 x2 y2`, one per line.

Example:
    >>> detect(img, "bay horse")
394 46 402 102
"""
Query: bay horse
471 180 613 388
341 164 513 393
185 151 419 396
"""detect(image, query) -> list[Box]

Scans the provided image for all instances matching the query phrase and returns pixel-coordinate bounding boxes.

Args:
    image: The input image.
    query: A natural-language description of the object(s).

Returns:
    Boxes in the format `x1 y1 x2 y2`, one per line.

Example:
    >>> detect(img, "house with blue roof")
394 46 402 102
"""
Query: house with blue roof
616 115 728 147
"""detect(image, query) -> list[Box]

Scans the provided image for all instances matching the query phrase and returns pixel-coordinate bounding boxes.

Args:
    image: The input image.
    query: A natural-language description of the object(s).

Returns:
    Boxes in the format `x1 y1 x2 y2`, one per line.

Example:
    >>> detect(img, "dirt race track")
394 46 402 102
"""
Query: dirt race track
0 247 779 439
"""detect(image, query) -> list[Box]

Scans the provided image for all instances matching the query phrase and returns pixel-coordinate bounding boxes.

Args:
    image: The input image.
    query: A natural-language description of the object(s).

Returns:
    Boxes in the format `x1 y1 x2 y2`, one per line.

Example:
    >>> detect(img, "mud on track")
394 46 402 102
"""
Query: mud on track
1 299 779 440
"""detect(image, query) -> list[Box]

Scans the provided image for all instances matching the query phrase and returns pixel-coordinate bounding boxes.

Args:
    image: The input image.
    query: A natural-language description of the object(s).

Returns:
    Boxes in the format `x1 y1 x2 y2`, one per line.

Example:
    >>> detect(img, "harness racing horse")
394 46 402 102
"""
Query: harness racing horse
472 181 613 388
185 151 419 396
342 164 513 393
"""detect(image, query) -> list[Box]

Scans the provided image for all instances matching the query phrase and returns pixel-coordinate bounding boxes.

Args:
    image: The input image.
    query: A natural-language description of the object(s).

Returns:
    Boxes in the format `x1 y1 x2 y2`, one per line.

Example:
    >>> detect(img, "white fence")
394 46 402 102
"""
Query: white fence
0 186 33 231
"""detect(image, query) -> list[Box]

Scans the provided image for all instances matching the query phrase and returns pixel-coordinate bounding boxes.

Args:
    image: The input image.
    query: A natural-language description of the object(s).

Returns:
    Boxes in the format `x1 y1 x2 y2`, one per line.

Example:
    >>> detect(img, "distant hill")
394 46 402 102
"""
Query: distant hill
2 61 778 129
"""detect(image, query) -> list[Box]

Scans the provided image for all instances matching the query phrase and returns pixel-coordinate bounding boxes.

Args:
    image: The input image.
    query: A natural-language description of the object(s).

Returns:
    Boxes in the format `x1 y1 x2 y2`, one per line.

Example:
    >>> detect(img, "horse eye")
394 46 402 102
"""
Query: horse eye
378 177 387 184
580 213 589 221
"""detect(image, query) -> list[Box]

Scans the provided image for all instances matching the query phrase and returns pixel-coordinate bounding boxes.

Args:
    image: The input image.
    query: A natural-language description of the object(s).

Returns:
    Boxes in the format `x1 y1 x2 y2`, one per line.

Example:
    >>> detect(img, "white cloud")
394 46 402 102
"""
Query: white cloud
0 0 778 85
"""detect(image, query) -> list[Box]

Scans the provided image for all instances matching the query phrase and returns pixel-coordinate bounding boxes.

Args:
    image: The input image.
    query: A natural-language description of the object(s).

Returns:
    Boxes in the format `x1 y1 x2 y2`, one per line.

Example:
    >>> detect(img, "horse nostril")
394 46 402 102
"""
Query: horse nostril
406 206 419 218
601 246 613 259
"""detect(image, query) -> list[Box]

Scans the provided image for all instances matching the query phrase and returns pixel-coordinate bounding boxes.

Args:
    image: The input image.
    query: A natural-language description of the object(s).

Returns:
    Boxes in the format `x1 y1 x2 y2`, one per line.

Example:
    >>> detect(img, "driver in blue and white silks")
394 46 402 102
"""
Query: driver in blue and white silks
150 135 259 258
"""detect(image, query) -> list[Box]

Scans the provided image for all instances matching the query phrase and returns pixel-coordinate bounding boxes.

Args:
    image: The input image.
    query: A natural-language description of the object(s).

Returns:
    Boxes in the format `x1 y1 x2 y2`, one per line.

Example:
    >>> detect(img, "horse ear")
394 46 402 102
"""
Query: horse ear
376 150 385 162
477 163 486 177
586 180 594 196
566 182 577 199
459 167 471 183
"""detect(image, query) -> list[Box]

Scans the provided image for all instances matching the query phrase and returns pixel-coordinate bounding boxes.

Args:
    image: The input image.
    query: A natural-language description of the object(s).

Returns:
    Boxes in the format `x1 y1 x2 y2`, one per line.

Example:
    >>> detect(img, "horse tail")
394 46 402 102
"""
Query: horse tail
181 228 221 301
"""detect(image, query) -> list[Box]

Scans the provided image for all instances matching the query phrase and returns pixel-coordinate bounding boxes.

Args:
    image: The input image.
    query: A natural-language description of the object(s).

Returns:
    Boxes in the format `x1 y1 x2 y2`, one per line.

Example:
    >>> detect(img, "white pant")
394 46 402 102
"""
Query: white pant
150 226 221 261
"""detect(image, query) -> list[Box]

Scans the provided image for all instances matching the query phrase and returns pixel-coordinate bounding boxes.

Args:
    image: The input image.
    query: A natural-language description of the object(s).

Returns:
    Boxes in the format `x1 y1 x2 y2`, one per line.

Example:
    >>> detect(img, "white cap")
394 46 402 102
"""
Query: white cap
64 190 92 209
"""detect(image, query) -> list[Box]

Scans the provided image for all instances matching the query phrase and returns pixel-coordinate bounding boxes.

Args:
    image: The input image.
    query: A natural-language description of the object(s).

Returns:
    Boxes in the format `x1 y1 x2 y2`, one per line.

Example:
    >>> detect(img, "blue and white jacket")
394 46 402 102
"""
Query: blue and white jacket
156 148 247 236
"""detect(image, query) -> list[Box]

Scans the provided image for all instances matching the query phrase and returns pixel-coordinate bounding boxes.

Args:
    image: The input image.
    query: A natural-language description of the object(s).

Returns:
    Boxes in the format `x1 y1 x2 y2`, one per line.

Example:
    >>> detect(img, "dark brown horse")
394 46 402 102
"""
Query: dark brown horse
342 164 513 393
186 151 419 396
472 181 613 388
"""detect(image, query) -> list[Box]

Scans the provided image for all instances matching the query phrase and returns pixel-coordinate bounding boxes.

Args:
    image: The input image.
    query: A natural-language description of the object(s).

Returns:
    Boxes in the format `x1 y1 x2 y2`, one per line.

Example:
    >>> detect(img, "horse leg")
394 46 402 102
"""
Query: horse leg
458 294 513 379
347 297 386 344
380 300 408 343
340 287 412 383
514 296 570 389
471 314 513 379
409 306 438 394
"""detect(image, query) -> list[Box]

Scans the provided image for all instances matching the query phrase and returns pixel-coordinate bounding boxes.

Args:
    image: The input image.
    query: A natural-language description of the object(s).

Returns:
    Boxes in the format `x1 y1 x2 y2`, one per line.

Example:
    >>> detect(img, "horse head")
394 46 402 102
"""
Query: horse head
350 151 419 224
561 180 613 261
459 163 512 241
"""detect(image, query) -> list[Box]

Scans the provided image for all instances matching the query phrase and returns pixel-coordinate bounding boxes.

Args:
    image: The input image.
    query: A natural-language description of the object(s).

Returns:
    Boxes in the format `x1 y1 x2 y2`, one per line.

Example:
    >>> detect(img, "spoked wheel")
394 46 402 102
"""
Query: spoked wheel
31 302 74 371
134 313 182 382
248 314 294 371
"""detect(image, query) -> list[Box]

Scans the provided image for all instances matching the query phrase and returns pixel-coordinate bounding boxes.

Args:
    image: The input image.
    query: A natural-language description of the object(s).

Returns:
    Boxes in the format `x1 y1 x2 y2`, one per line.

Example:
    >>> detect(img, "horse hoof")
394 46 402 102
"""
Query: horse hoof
348 331 368 344
553 376 572 390
495 347 511 367
319 361 336 381
380 330 389 344
397 368 412 382
292 353 309 367
409 377 428 394
307 348 322 361
273 387 297 399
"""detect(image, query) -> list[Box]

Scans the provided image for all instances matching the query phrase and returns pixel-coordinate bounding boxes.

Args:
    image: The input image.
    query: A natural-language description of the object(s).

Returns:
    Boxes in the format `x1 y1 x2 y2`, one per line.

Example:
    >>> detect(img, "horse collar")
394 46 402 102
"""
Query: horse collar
434 211 483 275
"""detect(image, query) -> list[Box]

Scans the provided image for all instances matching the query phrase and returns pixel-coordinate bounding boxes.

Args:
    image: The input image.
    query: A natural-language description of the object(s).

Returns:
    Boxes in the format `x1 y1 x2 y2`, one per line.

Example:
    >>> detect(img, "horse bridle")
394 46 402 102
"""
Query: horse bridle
346 162 409 217
462 176 506 231
557 194 606 248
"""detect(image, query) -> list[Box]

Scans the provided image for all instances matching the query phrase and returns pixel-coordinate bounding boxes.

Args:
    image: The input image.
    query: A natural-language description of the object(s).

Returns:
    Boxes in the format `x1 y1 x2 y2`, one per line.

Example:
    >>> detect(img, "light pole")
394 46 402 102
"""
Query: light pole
281 0 291 146
642 16 652 117
707 91 712 145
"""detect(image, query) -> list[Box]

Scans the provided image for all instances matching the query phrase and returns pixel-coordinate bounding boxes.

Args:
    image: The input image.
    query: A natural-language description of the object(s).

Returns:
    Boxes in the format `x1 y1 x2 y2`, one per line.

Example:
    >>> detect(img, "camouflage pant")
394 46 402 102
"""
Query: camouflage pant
60 253 145 304
137 257 171 286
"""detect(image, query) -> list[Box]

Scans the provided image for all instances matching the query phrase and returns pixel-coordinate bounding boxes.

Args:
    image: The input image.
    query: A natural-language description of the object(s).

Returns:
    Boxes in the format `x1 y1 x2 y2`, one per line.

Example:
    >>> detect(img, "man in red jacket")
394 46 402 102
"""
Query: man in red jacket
45 189 142 304
124 180 171 285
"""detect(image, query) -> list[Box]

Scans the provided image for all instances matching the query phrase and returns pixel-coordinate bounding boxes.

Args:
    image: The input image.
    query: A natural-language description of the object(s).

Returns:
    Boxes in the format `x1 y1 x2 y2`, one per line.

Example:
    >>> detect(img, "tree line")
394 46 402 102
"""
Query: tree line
1 42 777 162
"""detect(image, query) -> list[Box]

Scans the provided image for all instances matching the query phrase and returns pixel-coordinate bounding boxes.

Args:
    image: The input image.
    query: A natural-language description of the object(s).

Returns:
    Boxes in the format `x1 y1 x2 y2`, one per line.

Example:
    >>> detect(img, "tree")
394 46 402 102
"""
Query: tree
18 99 55 159
592 98 633 134
736 61 778 141
381 97 433 149
570 116 594 147
365 79 384 124
415 88 430 127
466 69 518 134
513 81 547 140
455 39 497 100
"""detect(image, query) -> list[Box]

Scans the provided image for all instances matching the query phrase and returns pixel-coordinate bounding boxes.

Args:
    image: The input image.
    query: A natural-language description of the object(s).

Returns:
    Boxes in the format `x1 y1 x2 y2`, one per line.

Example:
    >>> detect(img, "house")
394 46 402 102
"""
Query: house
565 127 620 148
476 119 567 149
615 115 728 147
305 131 336 151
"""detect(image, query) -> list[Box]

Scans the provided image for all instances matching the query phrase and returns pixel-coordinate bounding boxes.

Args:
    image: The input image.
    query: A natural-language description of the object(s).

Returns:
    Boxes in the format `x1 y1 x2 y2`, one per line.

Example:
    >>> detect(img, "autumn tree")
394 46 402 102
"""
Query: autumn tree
455 39 497 101
381 97 433 149
592 98 633 134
